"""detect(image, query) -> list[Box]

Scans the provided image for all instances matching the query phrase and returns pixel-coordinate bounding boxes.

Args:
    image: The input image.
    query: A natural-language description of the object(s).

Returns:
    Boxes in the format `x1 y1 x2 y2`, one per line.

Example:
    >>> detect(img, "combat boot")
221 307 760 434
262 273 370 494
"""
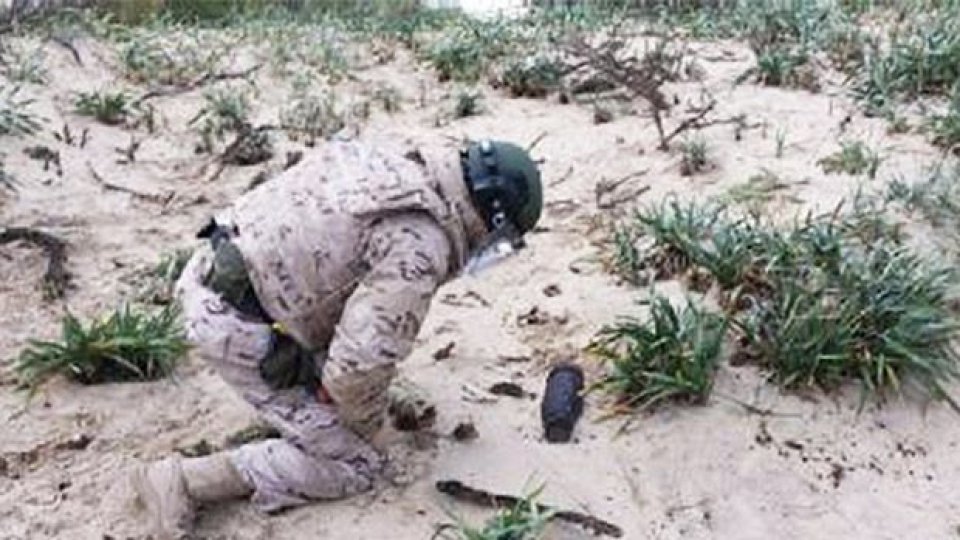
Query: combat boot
131 453 251 540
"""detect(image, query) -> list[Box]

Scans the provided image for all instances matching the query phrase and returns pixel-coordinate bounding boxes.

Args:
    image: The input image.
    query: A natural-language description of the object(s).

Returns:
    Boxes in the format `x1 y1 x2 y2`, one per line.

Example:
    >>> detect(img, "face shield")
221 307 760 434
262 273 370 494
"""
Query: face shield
463 219 526 276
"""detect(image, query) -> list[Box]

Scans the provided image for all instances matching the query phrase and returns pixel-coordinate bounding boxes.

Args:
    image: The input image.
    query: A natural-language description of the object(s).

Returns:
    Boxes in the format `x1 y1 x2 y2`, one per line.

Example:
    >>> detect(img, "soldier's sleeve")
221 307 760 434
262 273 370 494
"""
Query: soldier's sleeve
321 215 452 439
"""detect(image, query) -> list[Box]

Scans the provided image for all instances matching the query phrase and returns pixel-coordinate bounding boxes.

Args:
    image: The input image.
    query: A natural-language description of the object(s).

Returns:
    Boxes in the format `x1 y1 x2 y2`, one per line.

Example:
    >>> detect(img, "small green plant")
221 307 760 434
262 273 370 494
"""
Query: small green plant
0 156 15 192
438 487 553 540
15 305 188 389
453 89 483 119
817 141 882 178
190 88 250 153
737 45 819 92
1 42 49 84
612 199 720 284
497 54 564 98
590 296 728 410
0 86 43 137
280 88 344 145
886 166 960 228
929 92 960 153
135 248 193 306
724 170 792 208
775 129 787 158
74 91 131 125
679 136 710 176
372 84 402 113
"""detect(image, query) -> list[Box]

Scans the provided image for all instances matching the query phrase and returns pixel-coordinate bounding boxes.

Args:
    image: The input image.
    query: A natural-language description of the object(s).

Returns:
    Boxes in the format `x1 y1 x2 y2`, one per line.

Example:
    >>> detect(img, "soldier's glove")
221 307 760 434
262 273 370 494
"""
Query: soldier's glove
259 329 318 391
387 379 436 432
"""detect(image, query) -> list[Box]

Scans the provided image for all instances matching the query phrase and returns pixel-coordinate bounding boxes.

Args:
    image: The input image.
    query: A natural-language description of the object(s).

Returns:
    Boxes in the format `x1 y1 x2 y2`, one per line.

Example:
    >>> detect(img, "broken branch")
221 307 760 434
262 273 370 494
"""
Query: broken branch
436 480 623 538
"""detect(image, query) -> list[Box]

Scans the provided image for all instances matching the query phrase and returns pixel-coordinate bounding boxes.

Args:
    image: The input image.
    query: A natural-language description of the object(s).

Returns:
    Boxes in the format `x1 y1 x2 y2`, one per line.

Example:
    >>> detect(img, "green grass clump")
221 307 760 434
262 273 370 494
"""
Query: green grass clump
591 296 728 410
886 166 960 228
606 196 960 409
1 42 49 84
280 87 344 144
929 89 960 153
15 305 188 389
190 88 250 152
423 17 528 83
612 199 720 284
74 91 131 125
438 488 553 540
735 246 960 407
679 136 710 176
497 54 564 98
0 86 43 137
853 6 960 112
452 89 483 119
817 141 882 179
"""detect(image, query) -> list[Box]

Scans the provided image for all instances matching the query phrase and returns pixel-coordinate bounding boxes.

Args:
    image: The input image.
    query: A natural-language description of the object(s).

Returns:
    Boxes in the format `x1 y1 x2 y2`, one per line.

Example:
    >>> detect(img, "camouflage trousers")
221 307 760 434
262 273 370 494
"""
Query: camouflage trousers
175 247 383 513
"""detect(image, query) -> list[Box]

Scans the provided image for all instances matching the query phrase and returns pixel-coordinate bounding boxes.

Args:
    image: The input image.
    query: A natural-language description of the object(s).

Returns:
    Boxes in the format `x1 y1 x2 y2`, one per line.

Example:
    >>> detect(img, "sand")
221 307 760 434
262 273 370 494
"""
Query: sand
1 20 958 540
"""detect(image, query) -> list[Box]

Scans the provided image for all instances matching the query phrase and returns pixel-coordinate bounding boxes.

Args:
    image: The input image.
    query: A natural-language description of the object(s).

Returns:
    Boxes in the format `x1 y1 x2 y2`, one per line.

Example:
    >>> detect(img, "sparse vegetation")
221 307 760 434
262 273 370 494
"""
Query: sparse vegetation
0 41 49 84
120 28 224 86
818 141 882 179
496 53 564 98
452 88 483 119
679 136 710 176
15 305 188 389
853 4 960 114
74 91 131 125
886 165 960 229
280 87 344 145
590 296 727 410
0 86 43 137
929 90 960 153
190 88 250 153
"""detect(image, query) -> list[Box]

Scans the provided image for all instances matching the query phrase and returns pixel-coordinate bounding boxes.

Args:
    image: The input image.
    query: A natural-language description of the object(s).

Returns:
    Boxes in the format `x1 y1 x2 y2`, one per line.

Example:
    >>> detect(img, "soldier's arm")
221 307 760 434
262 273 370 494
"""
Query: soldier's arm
321 215 452 439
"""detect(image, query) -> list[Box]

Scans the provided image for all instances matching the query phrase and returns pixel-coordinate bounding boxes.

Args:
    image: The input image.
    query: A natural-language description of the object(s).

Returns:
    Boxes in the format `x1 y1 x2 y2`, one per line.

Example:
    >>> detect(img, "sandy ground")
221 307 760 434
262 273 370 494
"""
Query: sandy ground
1 21 959 540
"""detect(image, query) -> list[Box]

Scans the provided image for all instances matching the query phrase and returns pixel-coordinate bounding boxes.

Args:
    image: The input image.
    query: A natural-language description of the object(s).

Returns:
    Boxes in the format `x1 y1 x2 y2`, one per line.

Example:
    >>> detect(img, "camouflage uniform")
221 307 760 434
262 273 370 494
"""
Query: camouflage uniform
175 139 487 513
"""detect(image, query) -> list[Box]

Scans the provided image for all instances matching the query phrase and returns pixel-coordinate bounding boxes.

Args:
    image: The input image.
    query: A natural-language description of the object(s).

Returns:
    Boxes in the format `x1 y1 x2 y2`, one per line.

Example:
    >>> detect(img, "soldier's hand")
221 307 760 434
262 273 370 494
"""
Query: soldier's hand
316 384 333 404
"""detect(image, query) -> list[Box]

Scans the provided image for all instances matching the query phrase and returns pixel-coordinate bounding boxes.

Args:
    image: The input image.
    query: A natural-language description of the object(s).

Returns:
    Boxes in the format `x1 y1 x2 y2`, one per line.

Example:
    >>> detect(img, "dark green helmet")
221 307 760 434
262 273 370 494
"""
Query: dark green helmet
461 139 543 236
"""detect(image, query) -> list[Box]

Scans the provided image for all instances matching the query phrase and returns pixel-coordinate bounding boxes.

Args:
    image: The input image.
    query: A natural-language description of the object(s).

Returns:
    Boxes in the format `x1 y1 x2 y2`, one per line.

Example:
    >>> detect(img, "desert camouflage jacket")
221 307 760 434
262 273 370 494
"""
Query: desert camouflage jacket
216 138 487 438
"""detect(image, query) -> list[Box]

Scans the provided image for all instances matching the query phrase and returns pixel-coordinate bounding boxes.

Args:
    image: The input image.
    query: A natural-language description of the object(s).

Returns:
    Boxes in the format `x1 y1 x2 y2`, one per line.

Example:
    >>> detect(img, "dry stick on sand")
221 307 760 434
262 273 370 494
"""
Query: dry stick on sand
565 29 717 151
86 161 174 205
0 227 69 299
133 64 263 106
435 480 624 538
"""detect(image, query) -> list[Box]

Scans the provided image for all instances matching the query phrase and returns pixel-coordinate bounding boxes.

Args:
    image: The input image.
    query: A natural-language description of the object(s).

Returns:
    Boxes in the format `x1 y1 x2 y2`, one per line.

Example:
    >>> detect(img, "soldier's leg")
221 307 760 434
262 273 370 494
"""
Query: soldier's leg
170 248 381 513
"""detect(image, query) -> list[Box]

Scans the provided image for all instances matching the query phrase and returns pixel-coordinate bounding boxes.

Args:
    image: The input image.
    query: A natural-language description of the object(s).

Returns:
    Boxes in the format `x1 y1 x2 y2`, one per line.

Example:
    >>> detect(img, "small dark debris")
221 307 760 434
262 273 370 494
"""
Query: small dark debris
830 464 845 488
784 440 804 452
177 439 215 458
593 106 613 125
403 149 426 166
517 306 551 327
432 341 456 361
452 422 479 442
498 355 531 364
285 150 304 170
755 422 773 446
57 433 93 451
542 284 561 297
57 480 71 491
489 382 526 399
